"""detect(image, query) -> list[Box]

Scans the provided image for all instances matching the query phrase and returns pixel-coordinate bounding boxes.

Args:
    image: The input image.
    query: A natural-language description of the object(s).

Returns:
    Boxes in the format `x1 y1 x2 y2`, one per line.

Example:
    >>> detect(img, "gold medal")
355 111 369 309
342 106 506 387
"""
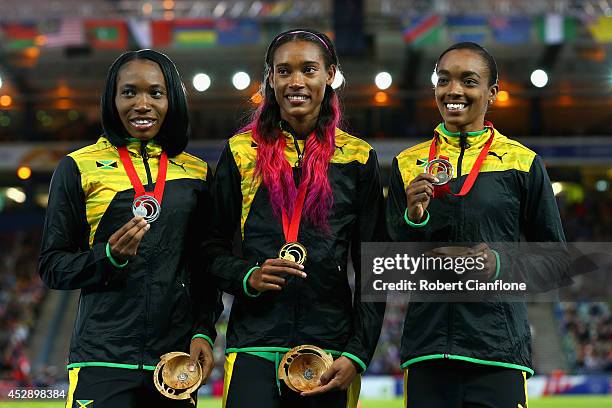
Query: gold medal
153 352 202 405
278 345 334 393
278 242 308 265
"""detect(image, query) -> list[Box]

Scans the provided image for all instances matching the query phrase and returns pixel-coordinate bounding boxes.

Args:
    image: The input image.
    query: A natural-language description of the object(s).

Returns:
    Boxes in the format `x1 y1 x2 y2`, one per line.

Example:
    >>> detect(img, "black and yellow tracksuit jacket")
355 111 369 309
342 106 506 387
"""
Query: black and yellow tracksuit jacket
386 123 569 376
207 128 386 372
39 136 220 371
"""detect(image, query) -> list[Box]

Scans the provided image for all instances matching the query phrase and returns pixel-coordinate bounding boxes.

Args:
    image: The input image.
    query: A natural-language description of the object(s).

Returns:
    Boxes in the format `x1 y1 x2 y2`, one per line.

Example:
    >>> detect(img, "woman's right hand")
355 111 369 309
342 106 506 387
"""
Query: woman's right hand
247 258 306 293
108 217 151 262
406 173 438 223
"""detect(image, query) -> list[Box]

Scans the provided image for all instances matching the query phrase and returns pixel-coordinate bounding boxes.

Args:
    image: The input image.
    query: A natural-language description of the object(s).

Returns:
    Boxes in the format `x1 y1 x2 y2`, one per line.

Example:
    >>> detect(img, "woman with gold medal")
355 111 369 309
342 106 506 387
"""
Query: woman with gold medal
207 29 386 408
386 42 568 407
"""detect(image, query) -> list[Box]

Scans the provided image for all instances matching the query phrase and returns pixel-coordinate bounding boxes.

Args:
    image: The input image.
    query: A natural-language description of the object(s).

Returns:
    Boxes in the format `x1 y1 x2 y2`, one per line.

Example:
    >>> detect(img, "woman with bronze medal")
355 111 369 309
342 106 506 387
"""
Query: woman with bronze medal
386 42 568 407
39 50 221 407
207 29 385 407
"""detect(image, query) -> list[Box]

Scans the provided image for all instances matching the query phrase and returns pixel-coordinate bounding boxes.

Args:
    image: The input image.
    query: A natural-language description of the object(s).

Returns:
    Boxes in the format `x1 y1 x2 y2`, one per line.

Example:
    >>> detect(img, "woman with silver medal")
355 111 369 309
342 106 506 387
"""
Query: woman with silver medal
39 50 221 407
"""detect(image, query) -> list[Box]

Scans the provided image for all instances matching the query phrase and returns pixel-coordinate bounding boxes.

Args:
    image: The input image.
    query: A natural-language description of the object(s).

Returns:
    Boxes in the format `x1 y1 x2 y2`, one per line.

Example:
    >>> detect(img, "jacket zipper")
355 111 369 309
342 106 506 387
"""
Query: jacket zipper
446 134 465 359
139 141 151 368
446 303 454 358
457 133 467 178
141 142 153 188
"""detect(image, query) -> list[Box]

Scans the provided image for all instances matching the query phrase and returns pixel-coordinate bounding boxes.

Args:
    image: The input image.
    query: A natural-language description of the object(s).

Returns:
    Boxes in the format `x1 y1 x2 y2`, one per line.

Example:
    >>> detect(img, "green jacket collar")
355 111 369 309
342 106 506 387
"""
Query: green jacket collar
434 122 494 153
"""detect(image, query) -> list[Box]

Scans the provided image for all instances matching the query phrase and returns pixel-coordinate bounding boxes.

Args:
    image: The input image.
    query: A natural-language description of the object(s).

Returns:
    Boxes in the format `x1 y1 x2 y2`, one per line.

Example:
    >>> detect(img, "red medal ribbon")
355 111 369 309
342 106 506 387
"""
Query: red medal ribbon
281 132 311 243
281 179 308 243
117 146 168 204
428 123 495 197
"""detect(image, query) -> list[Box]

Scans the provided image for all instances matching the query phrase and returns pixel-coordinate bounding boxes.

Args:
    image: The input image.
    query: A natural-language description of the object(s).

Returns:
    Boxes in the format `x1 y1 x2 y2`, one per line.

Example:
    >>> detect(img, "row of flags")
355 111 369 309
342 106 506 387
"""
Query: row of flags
0 18 261 51
2 15 611 52
403 14 612 46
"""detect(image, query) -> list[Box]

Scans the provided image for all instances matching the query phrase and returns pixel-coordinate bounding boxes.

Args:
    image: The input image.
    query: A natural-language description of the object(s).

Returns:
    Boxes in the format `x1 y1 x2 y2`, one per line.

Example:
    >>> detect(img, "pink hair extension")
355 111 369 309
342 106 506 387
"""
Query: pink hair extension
247 92 341 231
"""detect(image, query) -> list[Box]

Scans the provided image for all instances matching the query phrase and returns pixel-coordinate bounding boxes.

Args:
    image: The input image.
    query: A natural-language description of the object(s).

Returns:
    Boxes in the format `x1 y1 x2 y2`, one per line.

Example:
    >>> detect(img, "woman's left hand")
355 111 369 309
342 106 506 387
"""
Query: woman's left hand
300 356 357 397
469 243 497 280
188 337 214 384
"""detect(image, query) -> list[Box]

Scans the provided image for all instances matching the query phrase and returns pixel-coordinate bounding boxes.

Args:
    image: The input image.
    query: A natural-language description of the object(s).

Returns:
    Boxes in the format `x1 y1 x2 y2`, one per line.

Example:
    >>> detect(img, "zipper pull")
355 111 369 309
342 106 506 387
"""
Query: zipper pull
459 133 468 150
140 142 148 160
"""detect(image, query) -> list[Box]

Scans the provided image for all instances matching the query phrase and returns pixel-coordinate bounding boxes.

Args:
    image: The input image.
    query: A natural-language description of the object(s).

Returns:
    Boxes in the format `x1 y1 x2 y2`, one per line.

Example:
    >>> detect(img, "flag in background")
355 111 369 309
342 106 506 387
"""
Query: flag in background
85 20 128 49
1 22 38 50
489 15 531 44
537 14 577 44
216 19 260 46
447 15 489 44
41 19 85 48
172 19 217 48
402 14 443 47
587 16 612 43
151 20 172 47
128 19 152 49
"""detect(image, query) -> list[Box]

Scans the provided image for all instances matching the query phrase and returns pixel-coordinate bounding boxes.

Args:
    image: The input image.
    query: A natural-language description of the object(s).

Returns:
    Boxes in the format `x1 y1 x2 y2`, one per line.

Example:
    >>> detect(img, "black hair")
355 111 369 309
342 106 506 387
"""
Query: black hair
435 42 499 87
100 49 189 157
254 28 341 143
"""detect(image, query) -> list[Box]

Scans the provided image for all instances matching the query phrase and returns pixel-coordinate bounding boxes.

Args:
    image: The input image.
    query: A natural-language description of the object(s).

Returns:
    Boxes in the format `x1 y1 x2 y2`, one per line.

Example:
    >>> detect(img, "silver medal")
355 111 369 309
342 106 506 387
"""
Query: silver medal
425 158 454 186
132 195 161 223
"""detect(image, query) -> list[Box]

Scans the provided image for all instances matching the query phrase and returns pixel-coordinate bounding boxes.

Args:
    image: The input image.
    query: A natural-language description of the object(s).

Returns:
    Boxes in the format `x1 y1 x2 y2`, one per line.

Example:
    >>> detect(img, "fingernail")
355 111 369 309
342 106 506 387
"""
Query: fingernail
434 177 439 183
188 364 195 372
145 224 151 230
299 265 304 270
302 272 307 278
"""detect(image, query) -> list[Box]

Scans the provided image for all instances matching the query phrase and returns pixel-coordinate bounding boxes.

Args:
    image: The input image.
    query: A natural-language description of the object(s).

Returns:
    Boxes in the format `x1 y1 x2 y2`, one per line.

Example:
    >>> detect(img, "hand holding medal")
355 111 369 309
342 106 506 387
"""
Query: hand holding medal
107 216 151 262
405 173 438 224
247 258 306 292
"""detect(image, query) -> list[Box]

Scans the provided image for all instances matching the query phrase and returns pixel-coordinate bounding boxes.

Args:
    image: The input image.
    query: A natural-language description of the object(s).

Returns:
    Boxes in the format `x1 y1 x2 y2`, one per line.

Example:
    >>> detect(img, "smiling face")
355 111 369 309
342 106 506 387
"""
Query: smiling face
435 49 498 133
115 59 168 141
268 40 335 132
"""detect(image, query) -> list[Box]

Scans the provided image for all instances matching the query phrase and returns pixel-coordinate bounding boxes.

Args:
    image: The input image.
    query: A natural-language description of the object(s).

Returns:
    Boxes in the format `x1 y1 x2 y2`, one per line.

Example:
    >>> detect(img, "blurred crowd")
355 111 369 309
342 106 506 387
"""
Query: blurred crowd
0 230 45 385
558 302 612 373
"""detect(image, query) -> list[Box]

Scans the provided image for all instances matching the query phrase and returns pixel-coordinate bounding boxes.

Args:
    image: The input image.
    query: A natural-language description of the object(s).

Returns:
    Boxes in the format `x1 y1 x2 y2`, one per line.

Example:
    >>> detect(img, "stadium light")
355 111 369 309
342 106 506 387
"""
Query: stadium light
431 71 438 86
0 95 12 107
17 166 32 180
374 91 388 104
6 187 26 203
375 72 392 90
193 73 211 92
595 180 608 192
331 70 344 90
232 72 250 90
530 69 549 88
497 91 510 102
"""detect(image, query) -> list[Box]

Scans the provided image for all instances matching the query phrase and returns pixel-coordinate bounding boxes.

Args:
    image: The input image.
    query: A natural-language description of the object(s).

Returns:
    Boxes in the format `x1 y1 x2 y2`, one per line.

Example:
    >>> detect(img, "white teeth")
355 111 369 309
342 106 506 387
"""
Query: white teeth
446 103 465 111
288 95 308 101
131 119 154 125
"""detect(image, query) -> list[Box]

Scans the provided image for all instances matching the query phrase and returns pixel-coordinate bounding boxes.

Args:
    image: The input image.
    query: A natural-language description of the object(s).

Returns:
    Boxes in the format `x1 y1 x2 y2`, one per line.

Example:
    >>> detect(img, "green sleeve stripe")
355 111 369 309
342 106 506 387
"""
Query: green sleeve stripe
490 249 501 281
66 362 155 371
243 266 261 297
192 334 214 348
404 208 430 228
400 354 534 377
341 352 367 372
106 242 129 268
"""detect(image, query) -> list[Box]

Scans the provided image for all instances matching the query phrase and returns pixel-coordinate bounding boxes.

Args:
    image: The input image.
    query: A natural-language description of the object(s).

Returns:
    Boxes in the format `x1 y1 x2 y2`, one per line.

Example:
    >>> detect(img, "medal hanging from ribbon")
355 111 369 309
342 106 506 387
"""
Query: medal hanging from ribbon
426 123 495 198
279 179 308 265
117 146 168 223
